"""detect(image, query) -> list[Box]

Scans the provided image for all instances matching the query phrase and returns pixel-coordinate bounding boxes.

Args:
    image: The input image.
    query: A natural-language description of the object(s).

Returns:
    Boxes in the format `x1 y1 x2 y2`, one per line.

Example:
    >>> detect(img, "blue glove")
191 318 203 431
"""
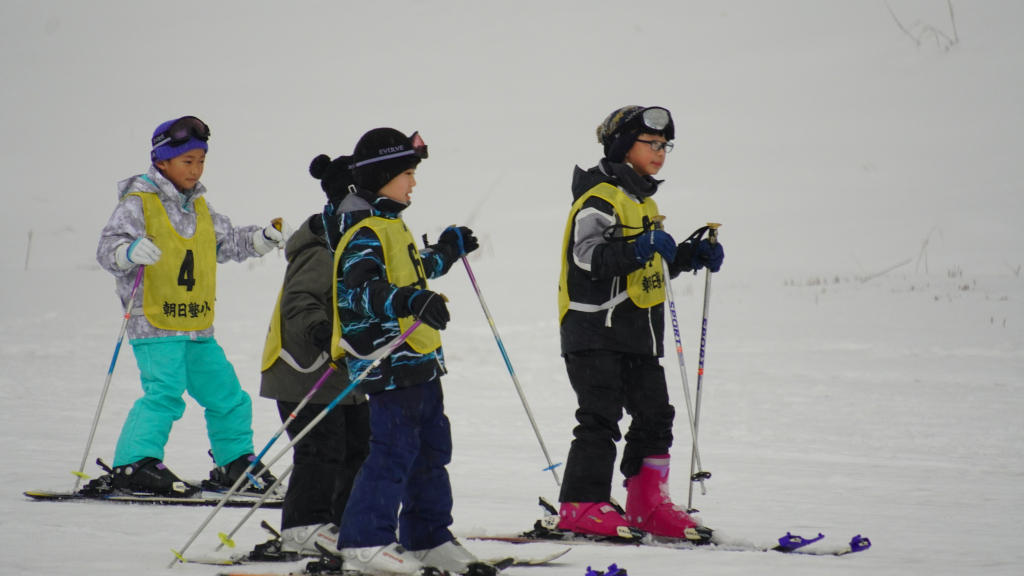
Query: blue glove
691 239 724 272
634 230 677 264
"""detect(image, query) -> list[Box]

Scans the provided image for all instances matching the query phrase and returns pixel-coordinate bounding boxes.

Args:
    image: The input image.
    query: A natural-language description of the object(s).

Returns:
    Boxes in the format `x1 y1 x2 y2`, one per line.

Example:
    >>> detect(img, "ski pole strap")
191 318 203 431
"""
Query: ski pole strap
443 225 466 256
685 225 710 244
601 221 649 243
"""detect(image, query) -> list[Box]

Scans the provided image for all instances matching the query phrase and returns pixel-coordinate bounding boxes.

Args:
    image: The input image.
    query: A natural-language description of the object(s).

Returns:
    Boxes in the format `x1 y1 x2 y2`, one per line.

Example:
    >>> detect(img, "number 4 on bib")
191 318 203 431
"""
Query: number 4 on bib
178 249 196 291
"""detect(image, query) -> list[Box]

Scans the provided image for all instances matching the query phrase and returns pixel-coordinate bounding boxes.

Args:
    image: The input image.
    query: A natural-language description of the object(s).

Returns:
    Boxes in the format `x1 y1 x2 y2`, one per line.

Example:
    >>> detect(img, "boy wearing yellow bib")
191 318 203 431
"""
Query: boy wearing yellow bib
556 106 725 538
93 116 288 497
323 128 491 576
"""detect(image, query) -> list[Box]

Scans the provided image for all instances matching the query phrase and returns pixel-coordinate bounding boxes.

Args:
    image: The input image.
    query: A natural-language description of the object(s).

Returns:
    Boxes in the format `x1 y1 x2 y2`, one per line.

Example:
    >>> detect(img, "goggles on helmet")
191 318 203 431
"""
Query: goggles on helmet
151 116 211 150
640 107 672 132
350 131 429 169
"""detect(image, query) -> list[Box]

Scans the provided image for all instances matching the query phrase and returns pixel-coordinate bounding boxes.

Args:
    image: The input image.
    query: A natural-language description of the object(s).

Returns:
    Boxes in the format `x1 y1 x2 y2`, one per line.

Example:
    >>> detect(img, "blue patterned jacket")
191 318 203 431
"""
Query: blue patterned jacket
328 188 456 394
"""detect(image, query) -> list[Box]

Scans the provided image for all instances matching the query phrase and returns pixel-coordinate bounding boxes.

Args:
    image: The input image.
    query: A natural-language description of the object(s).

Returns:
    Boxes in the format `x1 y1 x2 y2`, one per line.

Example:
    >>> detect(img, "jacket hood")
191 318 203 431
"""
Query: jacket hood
285 214 327 262
116 165 207 210
570 158 662 202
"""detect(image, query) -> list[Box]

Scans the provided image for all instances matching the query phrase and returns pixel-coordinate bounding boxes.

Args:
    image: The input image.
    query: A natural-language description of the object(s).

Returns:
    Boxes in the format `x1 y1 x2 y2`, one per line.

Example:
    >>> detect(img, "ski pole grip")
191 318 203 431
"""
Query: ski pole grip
706 222 721 245
271 218 283 232
652 215 666 231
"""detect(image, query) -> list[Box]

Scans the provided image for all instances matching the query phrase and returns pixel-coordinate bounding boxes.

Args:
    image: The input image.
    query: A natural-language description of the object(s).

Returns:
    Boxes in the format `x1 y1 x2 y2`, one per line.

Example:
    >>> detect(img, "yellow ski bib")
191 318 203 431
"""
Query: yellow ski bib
331 216 441 359
261 288 285 371
558 183 665 323
261 286 332 373
128 192 216 331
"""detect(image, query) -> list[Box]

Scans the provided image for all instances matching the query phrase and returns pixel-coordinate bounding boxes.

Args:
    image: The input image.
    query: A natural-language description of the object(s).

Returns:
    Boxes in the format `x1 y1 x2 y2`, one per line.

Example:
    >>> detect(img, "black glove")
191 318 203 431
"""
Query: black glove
438 226 479 258
406 289 450 330
691 239 724 272
306 321 333 354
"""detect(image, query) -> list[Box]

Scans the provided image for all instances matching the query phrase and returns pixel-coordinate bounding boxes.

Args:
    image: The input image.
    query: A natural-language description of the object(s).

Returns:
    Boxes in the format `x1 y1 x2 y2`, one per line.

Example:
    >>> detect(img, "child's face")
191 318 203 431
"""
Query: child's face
625 133 668 177
377 169 417 204
155 149 206 191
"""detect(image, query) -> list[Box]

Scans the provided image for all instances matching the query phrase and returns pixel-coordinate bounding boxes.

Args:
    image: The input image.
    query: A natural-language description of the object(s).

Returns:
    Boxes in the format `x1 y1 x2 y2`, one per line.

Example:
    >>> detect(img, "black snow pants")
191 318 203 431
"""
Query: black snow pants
558 349 676 503
277 400 371 530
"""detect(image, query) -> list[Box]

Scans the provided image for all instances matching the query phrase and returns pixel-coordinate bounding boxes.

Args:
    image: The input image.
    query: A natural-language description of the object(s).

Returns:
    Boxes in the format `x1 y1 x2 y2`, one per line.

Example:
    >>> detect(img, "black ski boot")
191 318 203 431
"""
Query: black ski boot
203 452 278 494
108 457 200 497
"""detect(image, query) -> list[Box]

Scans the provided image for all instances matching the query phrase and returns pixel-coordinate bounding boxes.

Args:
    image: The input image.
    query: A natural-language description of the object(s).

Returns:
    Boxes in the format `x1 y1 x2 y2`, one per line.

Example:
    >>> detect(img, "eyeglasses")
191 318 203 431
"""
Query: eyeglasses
635 138 674 152
641 107 672 131
351 131 429 169
151 116 210 150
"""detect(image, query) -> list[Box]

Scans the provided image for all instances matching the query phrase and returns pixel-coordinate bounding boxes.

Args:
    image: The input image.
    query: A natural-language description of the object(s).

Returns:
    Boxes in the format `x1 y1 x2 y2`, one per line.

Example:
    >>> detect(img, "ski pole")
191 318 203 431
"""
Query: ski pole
72 265 145 491
213 463 294 552
460 255 562 486
652 216 709 498
170 317 428 568
687 223 720 510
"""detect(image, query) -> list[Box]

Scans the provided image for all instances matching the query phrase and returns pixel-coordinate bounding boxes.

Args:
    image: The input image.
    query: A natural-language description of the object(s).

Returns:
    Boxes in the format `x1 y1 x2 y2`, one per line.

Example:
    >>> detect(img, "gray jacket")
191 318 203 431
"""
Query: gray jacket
259 215 360 405
95 165 263 340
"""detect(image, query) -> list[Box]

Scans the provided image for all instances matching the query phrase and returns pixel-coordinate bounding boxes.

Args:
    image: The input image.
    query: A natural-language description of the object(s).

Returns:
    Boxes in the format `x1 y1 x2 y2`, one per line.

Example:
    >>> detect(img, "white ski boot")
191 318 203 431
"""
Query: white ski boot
337 542 426 575
412 540 496 575
280 523 339 555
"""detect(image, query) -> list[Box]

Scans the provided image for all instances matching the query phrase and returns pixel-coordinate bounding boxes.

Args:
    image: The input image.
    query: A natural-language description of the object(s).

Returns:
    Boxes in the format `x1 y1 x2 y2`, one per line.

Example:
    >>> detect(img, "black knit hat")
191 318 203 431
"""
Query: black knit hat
597 106 675 163
350 128 426 193
309 154 355 204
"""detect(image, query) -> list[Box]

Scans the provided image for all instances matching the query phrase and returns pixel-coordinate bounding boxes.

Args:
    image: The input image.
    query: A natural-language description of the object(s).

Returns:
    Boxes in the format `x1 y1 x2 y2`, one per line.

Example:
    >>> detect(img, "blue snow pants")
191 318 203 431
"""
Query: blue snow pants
113 337 255 467
336 379 454 551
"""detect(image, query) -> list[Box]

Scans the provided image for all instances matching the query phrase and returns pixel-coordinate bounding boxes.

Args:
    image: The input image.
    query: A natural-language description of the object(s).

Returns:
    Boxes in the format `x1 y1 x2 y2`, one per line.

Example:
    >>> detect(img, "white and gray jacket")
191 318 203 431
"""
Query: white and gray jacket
95 165 262 341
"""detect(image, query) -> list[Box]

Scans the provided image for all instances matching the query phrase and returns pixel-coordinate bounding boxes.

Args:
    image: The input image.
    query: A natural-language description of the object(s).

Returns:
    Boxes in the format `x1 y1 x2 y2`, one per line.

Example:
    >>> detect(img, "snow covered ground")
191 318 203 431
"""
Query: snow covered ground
2 1 1022 575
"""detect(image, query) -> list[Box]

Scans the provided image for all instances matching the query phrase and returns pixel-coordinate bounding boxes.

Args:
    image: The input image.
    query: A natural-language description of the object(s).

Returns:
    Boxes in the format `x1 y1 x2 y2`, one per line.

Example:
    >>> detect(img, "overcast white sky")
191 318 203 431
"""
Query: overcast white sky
1 1 1021 279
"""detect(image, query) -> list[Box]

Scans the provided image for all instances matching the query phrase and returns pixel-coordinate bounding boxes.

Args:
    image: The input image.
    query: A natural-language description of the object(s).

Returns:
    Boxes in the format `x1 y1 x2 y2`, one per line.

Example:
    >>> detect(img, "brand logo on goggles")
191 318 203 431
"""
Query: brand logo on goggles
379 145 407 154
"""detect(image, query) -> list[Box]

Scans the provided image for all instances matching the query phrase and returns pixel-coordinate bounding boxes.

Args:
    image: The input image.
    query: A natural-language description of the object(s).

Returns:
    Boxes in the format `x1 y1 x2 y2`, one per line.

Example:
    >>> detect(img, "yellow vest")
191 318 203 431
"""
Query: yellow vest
558 183 665 323
129 192 216 331
331 216 441 359
260 287 331 372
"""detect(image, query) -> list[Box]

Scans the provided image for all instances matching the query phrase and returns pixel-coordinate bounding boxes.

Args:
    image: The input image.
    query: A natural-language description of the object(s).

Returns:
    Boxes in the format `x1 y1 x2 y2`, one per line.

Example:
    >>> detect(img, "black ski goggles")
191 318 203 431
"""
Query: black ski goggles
350 131 428 169
151 116 211 150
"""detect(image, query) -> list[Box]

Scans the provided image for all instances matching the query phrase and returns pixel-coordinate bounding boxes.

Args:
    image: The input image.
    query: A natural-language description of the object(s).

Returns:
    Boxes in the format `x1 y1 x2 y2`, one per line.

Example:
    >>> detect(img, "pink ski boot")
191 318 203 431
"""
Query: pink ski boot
624 455 711 542
557 501 635 538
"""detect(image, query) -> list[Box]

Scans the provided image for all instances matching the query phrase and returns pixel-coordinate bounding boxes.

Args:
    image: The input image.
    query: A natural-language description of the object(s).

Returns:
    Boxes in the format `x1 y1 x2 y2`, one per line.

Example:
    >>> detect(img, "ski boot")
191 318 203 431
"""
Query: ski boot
557 501 638 539
281 523 340 556
624 454 712 543
412 539 499 575
319 542 436 575
202 452 278 494
96 457 200 497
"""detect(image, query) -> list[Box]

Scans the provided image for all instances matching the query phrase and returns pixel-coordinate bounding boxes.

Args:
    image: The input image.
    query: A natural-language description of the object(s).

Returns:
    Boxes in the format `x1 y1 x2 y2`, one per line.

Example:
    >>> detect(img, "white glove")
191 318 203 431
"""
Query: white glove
253 223 286 256
115 238 162 270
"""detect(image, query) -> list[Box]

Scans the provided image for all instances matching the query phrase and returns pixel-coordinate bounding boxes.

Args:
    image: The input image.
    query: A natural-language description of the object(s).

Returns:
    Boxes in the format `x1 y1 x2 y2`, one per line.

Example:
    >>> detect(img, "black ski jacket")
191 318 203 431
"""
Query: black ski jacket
560 160 694 357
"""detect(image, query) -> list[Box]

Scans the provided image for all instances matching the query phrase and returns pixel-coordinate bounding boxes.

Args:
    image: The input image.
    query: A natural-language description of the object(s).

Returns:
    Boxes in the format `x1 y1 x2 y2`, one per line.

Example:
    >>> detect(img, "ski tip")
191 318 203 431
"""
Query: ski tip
218 532 236 548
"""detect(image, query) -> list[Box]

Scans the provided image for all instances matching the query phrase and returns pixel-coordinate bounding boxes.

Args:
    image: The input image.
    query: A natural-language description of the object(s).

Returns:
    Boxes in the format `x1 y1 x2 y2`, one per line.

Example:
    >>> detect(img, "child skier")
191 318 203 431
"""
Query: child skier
93 116 286 497
556 106 725 540
258 154 370 554
325 128 492 575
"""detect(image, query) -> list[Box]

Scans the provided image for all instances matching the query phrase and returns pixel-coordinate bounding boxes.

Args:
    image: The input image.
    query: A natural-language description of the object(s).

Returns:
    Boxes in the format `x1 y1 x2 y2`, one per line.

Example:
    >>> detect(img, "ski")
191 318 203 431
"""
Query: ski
23 489 284 508
467 497 870 557
188 549 568 567
186 521 568 568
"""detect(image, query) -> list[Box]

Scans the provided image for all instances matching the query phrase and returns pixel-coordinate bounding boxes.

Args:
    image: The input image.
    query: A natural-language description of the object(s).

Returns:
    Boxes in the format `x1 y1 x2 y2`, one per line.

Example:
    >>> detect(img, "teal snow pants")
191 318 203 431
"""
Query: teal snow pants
113 337 255 467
